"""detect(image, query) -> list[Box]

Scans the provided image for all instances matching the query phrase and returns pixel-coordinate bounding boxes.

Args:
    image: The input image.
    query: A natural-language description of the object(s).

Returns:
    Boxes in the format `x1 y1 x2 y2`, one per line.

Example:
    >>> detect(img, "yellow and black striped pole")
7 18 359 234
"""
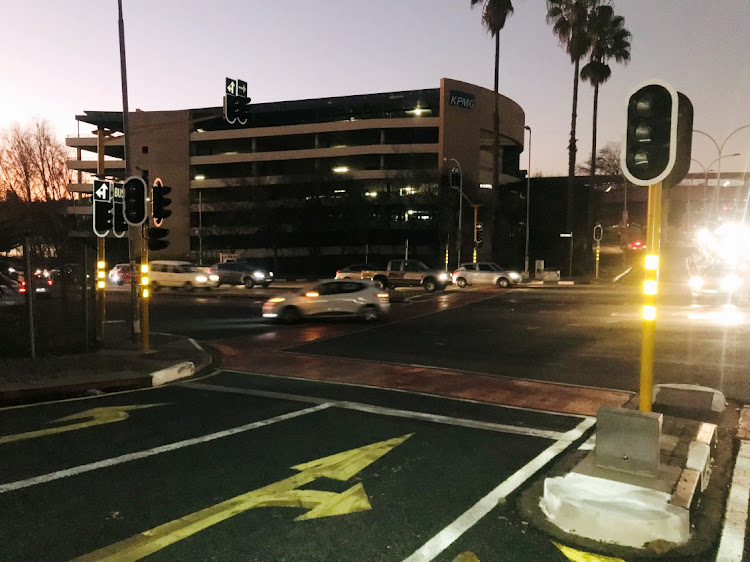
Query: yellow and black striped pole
639 181 663 413
140 224 150 351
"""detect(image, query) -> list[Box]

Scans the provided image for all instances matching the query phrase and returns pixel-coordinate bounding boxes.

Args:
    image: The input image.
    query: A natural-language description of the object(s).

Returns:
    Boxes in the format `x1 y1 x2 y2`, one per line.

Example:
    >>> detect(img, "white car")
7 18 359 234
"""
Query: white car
149 260 219 291
452 262 521 288
262 279 390 323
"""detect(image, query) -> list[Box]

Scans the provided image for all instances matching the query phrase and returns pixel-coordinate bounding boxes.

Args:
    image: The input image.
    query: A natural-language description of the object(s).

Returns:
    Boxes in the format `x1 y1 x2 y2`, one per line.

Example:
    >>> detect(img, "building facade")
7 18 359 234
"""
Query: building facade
67 78 526 274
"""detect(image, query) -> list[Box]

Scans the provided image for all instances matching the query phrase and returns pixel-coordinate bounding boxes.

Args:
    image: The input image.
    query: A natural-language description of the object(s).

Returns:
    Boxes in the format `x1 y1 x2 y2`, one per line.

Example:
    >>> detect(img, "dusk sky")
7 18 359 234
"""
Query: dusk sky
3 0 750 177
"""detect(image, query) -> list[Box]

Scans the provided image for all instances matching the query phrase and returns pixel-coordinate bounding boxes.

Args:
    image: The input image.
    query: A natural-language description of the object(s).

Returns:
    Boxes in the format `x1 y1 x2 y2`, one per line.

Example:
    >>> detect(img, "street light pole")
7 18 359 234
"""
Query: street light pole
524 125 531 276
694 126 749 218
689 153 740 227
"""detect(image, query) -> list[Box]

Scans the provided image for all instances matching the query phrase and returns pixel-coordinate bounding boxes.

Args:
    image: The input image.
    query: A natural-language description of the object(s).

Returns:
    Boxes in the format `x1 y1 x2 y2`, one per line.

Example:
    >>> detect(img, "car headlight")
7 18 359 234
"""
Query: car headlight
253 271 265 279
439 273 449 281
509 272 521 281
689 276 703 291
267 297 285 303
196 275 208 283
269 272 274 277
209 274 219 282
721 274 742 292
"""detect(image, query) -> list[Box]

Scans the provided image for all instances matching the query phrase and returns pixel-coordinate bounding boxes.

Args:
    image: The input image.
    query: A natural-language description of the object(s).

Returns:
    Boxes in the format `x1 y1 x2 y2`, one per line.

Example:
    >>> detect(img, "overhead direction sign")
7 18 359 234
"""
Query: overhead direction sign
238 79 248 98
224 76 251 125
225 77 237 96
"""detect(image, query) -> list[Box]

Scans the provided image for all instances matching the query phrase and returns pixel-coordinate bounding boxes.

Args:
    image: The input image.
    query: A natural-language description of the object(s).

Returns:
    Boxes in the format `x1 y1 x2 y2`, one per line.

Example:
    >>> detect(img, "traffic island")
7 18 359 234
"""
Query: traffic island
518 404 736 559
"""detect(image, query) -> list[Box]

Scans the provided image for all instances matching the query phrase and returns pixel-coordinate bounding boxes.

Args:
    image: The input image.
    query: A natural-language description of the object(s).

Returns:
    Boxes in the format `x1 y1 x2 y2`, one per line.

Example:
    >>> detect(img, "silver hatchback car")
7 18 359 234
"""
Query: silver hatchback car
452 262 521 288
262 279 390 323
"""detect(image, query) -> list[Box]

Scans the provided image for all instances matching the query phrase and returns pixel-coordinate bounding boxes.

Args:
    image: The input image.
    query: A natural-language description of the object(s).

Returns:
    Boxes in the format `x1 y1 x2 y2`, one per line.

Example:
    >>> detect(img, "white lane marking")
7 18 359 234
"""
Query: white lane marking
181 382 575 440
0 403 331 494
716 440 750 561
403 417 596 562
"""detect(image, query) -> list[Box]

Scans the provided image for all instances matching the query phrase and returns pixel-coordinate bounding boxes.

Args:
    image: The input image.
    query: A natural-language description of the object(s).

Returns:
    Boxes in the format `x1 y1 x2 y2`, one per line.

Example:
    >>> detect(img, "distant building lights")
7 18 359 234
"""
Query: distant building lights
480 183 493 189
194 175 205 180
365 191 378 198
334 189 346 193
333 166 349 173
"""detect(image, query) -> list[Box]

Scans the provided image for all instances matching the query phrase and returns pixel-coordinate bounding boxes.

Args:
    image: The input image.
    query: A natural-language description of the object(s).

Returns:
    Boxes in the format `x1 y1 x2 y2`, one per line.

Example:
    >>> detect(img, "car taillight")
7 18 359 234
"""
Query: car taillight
376 292 389 299
452 270 458 276
19 281 26 293
47 279 53 286
335 270 341 276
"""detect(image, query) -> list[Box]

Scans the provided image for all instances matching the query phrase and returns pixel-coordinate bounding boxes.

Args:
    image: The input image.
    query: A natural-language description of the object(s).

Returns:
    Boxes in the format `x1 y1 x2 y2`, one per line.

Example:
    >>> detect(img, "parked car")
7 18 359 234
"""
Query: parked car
262 279 389 323
150 260 219 291
17 270 55 297
209 262 273 288
335 263 382 280
452 262 521 288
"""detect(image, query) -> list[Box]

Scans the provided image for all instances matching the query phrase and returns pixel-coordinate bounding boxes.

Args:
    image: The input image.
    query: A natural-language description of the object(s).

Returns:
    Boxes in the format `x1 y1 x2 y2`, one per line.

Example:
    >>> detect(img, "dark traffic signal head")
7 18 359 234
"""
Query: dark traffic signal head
152 178 172 222
123 176 148 226
449 166 461 189
622 81 693 186
147 226 169 251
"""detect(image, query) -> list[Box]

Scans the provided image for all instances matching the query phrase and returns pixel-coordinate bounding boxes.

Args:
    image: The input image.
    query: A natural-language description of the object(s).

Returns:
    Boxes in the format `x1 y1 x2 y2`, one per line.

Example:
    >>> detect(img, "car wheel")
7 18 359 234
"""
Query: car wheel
280 306 301 324
243 277 254 289
359 304 381 322
497 277 510 288
183 282 194 291
456 277 468 288
423 278 437 293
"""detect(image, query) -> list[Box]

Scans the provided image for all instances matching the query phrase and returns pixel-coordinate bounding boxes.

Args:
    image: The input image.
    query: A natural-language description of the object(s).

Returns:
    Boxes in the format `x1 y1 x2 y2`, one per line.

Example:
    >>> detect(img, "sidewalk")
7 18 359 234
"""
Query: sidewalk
0 322 213 406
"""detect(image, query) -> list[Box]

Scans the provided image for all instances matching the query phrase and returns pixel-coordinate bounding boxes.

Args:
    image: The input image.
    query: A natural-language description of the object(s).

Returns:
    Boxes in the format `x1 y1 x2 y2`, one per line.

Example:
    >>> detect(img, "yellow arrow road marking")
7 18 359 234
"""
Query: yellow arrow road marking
75 433 413 562
554 542 625 562
0 404 167 445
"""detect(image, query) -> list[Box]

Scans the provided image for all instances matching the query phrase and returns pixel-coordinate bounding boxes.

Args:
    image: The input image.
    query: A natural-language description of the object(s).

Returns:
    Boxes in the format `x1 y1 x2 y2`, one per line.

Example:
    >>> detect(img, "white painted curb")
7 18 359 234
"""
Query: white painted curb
150 361 195 387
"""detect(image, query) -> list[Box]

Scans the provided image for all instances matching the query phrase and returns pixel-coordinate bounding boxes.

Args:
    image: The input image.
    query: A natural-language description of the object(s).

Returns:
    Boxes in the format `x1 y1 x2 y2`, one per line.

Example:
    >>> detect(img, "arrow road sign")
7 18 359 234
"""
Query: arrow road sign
225 77 237 96
92 179 113 237
238 79 247 98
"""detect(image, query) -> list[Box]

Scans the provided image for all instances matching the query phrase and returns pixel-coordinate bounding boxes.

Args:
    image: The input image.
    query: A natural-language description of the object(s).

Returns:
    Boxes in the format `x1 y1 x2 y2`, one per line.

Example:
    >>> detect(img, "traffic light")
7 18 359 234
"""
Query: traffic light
152 179 172 222
123 176 147 225
476 222 484 247
622 81 693 187
92 179 113 237
147 227 169 251
449 166 461 189
223 94 251 124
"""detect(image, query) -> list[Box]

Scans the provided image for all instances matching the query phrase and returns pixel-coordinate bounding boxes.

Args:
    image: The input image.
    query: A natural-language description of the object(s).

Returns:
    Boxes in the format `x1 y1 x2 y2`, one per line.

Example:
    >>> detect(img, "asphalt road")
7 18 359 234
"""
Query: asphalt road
0 370 593 561
109 282 750 403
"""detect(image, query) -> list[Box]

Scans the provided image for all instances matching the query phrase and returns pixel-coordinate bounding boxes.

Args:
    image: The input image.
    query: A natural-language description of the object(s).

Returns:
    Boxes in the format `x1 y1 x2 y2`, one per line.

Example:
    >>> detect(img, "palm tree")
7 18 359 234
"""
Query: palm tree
581 5 631 181
546 0 597 233
469 0 514 261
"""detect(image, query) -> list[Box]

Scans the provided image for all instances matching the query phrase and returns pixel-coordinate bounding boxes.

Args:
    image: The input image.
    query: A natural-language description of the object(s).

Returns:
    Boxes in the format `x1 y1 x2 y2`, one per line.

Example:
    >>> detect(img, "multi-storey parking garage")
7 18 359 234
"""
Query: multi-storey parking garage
67 78 526 275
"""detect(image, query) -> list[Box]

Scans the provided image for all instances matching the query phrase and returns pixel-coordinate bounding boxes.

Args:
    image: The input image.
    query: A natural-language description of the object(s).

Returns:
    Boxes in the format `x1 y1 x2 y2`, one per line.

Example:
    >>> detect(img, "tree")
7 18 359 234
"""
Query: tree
0 119 75 256
576 141 623 177
580 5 630 181
469 0 514 262
546 0 597 232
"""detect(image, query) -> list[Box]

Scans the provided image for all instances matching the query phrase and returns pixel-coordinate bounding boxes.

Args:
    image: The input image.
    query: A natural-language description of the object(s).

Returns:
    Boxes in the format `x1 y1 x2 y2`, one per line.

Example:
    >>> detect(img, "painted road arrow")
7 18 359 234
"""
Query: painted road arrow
554 542 624 561
0 404 166 445
75 433 413 561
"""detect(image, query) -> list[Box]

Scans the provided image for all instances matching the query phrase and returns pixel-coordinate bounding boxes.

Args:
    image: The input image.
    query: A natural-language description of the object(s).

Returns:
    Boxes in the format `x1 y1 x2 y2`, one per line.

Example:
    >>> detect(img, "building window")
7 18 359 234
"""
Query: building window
142 146 149 154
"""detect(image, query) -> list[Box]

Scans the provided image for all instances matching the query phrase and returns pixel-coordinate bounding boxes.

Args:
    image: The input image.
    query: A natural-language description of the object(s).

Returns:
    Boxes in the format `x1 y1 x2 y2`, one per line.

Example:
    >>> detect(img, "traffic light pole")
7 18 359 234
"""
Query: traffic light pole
141 223 149 351
639 181 663 413
96 129 106 344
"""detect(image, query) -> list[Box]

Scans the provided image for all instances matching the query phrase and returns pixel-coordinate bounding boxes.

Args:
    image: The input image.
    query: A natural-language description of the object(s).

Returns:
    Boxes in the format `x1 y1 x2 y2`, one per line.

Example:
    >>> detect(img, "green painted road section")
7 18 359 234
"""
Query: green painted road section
0 370 591 561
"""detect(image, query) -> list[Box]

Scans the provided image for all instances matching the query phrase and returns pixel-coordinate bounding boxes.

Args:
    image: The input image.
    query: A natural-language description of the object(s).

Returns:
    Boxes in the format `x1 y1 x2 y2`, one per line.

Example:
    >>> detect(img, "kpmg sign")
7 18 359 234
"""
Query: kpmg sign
449 90 475 109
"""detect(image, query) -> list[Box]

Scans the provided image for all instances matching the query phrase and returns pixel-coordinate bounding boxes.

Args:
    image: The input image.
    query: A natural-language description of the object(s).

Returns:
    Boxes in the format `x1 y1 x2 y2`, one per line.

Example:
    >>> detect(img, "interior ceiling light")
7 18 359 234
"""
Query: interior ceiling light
333 166 349 173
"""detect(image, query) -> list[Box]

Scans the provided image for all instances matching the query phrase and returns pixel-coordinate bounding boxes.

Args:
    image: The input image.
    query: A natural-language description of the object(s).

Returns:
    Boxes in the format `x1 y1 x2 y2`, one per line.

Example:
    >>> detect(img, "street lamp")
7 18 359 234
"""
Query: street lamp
524 125 531 277
689 153 740 227
693 125 749 217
